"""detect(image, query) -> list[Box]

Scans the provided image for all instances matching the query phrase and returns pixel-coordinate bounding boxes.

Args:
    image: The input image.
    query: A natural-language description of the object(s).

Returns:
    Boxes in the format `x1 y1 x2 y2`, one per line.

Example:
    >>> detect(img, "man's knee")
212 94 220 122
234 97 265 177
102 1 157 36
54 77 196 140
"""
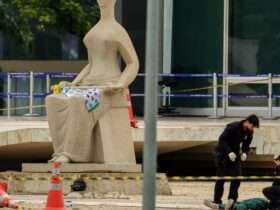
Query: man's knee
215 180 225 186
232 179 240 185
263 187 269 196
263 187 274 199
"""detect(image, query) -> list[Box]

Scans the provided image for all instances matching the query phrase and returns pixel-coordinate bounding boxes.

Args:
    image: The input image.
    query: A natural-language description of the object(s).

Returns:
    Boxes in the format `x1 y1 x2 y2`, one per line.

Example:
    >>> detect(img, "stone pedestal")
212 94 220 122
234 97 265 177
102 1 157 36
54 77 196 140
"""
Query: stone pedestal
22 163 142 173
16 164 172 195
3 170 171 195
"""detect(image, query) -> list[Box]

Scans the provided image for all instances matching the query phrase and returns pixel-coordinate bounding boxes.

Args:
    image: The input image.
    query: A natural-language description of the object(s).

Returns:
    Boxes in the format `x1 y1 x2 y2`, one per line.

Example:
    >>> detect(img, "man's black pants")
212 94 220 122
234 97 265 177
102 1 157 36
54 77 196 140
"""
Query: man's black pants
214 158 241 204
263 186 280 208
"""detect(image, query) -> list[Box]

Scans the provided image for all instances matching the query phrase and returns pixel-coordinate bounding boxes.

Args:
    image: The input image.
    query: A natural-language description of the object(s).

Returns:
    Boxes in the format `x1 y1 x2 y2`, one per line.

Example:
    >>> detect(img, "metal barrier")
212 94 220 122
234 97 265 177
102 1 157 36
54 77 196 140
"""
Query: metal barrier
0 72 279 118
0 174 279 182
0 72 78 117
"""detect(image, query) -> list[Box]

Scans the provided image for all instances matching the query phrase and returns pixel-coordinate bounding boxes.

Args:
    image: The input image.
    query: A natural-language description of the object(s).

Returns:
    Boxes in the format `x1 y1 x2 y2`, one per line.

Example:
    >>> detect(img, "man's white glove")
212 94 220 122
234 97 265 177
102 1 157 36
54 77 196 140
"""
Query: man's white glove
228 152 237 162
241 153 247 162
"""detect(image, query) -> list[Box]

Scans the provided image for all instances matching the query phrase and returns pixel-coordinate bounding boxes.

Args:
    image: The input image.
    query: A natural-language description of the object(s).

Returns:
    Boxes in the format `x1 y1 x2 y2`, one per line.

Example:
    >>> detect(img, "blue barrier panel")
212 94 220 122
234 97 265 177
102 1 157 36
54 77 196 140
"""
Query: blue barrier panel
160 73 213 78
132 93 214 98
9 92 29 98
33 93 48 98
168 94 213 98
49 73 78 78
225 74 268 77
0 93 7 98
131 93 268 99
138 73 213 78
0 73 7 78
34 72 47 78
228 94 268 99
0 72 276 79
138 73 273 78
0 92 272 99
0 92 48 99
9 72 30 78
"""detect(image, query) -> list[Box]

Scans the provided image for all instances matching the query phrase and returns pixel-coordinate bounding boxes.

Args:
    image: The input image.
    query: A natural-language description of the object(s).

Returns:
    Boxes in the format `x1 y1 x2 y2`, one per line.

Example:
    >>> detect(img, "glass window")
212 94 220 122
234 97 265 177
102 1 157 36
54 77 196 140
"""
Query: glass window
229 0 280 107
171 0 224 108
122 0 147 116
230 0 280 75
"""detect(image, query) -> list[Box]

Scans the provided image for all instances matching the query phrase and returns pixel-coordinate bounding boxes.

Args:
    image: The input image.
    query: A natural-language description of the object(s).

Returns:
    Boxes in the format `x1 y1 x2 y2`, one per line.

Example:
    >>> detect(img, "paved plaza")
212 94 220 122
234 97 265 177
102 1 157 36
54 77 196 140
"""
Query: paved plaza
6 181 270 209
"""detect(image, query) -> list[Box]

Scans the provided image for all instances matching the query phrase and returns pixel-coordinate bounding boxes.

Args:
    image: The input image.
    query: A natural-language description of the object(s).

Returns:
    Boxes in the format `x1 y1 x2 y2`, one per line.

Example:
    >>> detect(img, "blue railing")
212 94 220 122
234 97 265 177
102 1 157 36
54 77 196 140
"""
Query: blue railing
0 72 278 118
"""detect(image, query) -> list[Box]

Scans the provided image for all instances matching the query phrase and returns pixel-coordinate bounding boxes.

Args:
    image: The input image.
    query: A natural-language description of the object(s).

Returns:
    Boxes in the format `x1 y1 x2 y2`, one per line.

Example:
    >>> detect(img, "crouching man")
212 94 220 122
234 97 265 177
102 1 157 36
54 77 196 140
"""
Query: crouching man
205 114 260 210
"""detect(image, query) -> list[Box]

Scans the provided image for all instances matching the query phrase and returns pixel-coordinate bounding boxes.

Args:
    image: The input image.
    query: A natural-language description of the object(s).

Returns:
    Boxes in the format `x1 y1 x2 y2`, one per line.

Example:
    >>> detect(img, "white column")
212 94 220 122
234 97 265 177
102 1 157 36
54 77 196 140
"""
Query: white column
163 0 173 75
7 74 11 117
161 0 173 107
222 0 230 116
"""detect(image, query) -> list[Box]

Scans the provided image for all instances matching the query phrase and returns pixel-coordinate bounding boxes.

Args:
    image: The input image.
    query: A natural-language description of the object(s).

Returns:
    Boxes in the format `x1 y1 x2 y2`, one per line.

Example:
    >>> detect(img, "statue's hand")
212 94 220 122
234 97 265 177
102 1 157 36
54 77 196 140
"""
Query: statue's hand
104 84 124 95
59 81 76 88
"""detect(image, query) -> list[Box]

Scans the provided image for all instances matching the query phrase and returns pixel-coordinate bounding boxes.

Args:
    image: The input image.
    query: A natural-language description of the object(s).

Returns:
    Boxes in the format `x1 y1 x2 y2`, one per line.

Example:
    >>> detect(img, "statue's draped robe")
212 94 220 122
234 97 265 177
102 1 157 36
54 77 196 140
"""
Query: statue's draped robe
46 74 127 162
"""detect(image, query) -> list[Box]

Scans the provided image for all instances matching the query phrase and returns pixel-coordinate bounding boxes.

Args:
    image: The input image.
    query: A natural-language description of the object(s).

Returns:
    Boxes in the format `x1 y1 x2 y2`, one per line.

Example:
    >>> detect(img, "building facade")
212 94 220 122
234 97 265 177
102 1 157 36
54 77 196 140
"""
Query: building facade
1 0 280 117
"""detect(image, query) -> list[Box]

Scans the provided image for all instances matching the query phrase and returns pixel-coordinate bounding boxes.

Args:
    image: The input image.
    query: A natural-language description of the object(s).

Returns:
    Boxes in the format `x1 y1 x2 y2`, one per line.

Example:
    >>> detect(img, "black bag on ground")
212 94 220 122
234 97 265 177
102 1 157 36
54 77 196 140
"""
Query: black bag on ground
71 178 87 192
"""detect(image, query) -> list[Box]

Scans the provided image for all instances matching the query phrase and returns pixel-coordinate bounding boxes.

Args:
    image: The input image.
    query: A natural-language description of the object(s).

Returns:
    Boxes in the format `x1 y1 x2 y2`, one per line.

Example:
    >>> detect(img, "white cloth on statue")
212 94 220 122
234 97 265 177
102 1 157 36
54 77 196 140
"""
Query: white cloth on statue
62 87 101 112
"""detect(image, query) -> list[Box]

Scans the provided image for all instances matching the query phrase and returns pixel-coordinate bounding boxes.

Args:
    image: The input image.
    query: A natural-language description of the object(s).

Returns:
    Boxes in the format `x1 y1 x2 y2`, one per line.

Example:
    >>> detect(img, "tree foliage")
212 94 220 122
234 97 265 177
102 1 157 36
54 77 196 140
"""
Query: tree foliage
0 0 100 48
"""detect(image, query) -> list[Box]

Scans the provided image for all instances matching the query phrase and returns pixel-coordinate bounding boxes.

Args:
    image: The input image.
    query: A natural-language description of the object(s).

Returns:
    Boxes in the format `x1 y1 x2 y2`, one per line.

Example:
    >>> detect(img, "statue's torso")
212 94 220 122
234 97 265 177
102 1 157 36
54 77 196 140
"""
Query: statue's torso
81 22 122 85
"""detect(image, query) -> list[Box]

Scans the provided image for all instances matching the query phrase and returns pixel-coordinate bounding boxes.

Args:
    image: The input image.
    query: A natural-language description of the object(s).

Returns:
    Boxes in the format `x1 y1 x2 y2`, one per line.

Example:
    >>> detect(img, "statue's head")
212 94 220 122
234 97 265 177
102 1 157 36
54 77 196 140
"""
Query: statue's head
97 0 116 8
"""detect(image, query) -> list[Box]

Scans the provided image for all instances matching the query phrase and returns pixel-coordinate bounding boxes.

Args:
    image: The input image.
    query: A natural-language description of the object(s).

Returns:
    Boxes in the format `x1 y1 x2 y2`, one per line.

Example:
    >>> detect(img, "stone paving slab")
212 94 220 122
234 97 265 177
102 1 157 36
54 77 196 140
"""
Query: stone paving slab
5 181 270 210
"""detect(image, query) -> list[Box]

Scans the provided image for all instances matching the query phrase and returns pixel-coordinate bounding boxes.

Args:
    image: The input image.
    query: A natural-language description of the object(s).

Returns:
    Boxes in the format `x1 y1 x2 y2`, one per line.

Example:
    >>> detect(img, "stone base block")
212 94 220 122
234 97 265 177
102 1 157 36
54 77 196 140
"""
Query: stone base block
1 172 172 195
22 163 142 173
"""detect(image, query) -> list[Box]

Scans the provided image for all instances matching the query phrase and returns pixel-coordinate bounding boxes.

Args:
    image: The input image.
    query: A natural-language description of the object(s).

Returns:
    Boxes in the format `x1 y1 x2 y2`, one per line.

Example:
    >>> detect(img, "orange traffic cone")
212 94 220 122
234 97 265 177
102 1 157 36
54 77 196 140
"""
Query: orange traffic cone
0 182 18 209
44 162 66 210
0 183 10 208
0 182 8 192
126 94 137 128
52 162 61 175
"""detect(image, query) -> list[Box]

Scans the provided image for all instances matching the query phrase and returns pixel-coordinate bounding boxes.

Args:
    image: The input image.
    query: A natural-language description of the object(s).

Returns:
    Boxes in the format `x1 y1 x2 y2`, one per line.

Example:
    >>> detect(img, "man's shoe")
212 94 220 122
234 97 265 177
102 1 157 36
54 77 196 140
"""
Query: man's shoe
203 199 220 209
225 199 234 210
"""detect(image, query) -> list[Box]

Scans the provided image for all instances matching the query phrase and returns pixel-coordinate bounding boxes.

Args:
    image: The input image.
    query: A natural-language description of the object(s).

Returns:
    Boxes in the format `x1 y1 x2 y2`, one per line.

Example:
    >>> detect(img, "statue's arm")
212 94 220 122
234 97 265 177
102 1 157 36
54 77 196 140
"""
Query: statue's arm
116 30 139 88
72 64 90 85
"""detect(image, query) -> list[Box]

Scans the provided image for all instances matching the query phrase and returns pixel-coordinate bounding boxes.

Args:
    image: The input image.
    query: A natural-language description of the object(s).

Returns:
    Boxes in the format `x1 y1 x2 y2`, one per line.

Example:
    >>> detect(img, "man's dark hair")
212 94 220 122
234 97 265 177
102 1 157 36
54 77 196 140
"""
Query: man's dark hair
245 114 259 128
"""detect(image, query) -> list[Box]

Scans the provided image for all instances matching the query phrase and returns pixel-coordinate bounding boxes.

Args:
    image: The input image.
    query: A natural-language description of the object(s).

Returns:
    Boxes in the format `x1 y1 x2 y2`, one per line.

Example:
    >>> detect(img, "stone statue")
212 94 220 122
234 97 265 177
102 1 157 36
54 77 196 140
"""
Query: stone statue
46 0 139 163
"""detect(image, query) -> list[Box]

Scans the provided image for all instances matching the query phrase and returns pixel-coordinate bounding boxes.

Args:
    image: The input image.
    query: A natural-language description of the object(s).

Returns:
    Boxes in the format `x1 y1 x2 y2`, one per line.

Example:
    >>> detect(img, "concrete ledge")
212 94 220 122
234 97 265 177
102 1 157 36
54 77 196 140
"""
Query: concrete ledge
22 163 142 173
1 118 280 161
2 172 172 195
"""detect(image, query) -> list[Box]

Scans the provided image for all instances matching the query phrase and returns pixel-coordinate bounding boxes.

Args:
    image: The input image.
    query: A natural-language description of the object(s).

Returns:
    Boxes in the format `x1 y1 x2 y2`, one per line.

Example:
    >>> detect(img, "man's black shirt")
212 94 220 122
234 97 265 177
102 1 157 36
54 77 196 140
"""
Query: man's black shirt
273 165 280 186
216 121 253 159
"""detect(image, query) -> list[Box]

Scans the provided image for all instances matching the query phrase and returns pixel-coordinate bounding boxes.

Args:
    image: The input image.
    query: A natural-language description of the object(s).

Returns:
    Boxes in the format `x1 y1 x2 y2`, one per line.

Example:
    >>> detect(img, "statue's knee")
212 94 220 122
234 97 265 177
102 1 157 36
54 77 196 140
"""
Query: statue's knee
45 95 55 107
46 95 67 109
67 96 83 105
